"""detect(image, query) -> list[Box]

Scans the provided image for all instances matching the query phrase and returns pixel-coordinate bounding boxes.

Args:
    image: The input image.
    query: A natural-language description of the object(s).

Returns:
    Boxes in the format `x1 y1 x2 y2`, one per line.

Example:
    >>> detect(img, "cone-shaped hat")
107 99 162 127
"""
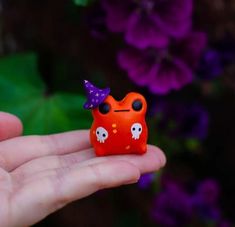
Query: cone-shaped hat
83 80 110 109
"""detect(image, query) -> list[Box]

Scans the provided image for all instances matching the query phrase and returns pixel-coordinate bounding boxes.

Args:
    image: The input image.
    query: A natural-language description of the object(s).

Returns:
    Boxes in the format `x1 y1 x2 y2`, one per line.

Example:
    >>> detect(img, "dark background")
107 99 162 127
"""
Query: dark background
0 0 234 226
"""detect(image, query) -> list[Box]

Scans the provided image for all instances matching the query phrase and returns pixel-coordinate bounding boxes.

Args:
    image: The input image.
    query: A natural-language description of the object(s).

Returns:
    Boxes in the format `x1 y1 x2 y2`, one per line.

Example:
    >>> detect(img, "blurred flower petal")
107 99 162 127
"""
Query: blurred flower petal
198 49 223 79
102 0 193 49
118 32 206 95
152 0 192 37
126 12 169 49
149 58 193 94
138 173 155 189
151 182 192 226
175 32 207 69
101 0 133 32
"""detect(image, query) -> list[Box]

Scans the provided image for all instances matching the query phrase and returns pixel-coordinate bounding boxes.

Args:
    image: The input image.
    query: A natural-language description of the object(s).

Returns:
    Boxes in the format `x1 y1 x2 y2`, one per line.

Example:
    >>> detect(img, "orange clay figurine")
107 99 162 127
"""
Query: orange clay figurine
83 80 148 156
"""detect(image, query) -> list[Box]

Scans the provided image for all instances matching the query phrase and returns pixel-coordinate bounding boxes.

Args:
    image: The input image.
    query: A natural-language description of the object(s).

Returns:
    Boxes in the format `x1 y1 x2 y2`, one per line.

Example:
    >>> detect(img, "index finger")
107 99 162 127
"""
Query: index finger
0 130 91 171
0 112 23 141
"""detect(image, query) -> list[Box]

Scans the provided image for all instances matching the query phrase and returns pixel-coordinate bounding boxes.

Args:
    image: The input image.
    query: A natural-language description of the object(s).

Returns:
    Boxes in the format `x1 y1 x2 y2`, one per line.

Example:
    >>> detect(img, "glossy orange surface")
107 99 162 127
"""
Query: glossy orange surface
90 92 148 156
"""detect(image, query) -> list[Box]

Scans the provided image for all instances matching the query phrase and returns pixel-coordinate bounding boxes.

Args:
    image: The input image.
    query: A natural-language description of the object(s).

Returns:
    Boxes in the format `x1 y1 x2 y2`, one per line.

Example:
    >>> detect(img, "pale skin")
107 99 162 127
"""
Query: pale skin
0 112 166 227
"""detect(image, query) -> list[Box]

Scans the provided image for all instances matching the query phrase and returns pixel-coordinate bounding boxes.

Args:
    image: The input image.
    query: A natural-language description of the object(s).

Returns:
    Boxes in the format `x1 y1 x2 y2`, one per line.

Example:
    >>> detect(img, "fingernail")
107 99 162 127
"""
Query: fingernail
124 178 139 185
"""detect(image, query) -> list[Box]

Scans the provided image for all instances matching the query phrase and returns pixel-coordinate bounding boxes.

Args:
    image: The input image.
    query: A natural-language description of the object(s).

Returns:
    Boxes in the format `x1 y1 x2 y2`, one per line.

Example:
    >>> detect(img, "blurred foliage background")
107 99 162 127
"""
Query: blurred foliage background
0 0 234 226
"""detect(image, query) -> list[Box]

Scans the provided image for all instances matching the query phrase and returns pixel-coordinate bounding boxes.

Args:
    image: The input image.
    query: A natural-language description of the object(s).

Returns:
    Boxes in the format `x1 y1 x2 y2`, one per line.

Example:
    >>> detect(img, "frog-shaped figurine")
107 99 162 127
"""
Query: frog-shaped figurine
83 80 148 156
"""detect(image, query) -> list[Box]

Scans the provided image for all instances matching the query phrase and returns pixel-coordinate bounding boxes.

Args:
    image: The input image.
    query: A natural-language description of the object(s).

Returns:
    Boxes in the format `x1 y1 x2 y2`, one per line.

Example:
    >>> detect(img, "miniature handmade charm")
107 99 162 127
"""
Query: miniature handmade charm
83 80 148 156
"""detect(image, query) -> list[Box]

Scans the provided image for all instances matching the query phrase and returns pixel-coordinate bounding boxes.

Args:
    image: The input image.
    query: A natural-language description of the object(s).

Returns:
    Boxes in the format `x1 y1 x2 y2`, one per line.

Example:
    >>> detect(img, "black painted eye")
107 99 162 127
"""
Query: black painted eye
132 100 143 111
98 102 110 114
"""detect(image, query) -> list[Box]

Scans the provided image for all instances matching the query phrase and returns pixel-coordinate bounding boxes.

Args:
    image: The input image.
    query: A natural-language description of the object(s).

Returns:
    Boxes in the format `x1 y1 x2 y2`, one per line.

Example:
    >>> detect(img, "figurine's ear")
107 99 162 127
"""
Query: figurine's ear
123 92 147 114
92 95 114 117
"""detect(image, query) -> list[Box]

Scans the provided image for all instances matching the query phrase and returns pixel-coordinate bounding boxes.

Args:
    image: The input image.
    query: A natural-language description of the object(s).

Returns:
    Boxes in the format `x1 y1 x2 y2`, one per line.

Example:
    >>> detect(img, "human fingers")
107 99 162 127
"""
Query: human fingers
12 145 165 183
0 130 91 171
0 112 23 141
10 161 140 227
12 148 95 182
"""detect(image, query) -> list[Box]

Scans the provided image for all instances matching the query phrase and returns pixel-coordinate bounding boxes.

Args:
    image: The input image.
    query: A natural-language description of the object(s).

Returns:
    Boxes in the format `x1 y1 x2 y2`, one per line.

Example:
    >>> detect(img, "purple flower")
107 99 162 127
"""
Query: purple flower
138 173 155 189
151 182 193 227
118 32 207 94
102 0 193 49
198 49 223 80
151 179 229 226
155 101 209 140
181 105 209 140
191 179 221 221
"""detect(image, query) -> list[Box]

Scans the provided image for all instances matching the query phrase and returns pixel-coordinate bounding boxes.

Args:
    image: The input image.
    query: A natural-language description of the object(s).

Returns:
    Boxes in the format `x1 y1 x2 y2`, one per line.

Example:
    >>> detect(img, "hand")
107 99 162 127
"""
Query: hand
0 112 166 227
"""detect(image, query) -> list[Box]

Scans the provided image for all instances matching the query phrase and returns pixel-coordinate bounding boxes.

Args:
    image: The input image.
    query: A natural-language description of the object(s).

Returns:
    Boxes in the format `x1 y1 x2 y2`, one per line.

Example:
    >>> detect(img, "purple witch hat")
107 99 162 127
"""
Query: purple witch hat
83 80 110 109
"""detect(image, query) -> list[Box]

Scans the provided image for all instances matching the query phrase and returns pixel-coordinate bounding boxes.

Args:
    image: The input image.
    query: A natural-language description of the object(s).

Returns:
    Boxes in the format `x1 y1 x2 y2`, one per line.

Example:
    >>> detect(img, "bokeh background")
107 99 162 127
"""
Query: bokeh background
0 0 235 226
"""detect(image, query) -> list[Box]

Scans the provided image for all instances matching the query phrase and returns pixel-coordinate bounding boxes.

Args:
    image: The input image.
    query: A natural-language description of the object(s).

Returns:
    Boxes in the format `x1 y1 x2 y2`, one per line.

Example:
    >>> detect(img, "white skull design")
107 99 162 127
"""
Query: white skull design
131 123 142 140
96 127 109 143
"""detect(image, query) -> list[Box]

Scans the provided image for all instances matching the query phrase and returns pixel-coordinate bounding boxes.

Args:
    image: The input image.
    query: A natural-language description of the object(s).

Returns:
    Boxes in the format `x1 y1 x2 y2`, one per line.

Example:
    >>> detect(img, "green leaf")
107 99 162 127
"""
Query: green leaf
73 0 93 6
0 53 44 89
0 53 92 135
185 138 200 151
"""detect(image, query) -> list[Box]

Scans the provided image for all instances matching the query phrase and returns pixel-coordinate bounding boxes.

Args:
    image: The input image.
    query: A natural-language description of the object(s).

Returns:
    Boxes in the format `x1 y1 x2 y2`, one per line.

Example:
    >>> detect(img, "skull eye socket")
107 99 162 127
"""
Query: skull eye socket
98 102 110 114
132 100 143 111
